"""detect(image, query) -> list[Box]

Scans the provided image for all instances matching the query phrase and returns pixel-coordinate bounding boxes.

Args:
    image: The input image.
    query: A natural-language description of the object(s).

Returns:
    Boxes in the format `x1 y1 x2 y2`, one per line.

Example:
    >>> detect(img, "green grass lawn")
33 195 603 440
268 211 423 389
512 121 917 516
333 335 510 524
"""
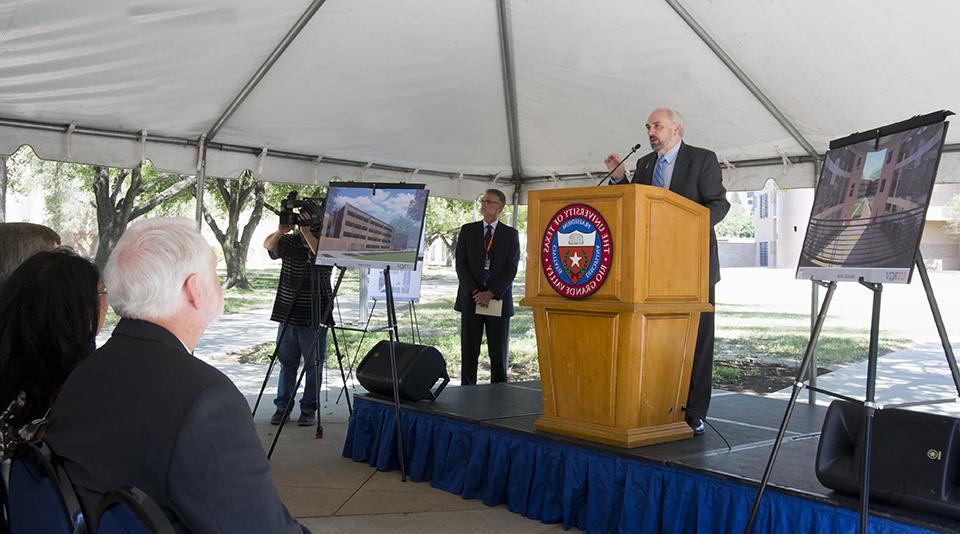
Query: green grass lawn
715 306 911 369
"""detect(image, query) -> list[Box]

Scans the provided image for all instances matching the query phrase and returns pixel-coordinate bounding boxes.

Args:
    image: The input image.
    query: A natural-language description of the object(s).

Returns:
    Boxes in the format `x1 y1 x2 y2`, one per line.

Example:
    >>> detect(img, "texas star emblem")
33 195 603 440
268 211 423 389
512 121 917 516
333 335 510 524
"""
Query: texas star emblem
540 204 612 299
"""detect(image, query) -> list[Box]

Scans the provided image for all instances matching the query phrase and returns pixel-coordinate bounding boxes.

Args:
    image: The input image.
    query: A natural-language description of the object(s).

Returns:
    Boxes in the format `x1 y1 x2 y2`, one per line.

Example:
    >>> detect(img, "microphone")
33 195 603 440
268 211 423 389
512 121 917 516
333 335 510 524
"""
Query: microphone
597 143 643 186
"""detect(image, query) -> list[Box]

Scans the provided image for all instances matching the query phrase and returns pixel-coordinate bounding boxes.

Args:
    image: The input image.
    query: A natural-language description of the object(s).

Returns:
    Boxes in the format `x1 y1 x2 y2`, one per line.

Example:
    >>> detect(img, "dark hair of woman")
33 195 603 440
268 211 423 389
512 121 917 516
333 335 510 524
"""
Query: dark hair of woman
0 248 102 427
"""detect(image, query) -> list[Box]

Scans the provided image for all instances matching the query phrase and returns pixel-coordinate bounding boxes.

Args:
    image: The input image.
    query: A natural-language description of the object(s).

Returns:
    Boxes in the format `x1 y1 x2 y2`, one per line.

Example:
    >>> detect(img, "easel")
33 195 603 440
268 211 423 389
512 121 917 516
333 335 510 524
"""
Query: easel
746 253 960 533
329 266 417 481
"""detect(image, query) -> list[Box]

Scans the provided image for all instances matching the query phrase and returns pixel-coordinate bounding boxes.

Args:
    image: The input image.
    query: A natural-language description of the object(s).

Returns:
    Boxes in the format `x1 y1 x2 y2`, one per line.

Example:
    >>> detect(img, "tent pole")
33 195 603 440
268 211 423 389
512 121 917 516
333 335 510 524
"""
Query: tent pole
807 157 823 404
665 0 819 161
205 0 328 142
511 183 520 227
0 154 7 223
195 136 207 231
495 0 524 181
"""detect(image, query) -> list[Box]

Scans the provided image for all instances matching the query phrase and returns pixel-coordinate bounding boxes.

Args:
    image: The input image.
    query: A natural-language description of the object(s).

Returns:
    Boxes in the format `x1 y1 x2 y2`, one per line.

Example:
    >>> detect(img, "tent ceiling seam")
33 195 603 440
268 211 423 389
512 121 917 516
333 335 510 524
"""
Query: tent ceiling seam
665 0 820 161
496 0 524 180
204 0 328 142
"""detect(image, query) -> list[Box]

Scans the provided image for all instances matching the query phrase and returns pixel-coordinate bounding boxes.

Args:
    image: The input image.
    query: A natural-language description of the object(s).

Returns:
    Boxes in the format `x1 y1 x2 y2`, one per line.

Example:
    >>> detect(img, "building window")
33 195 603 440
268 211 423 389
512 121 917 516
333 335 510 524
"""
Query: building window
759 194 769 219
759 242 769 267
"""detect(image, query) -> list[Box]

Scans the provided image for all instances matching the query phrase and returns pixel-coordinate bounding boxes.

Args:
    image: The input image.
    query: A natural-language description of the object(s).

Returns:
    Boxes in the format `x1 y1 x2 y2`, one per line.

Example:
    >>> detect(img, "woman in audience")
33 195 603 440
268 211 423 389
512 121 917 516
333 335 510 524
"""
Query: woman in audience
0 248 107 460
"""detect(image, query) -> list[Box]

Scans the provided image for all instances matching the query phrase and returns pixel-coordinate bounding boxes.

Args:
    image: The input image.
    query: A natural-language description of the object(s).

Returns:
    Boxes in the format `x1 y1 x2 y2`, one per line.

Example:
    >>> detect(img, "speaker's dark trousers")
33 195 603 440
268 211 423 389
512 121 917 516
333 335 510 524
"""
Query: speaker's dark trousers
686 283 715 421
460 312 510 385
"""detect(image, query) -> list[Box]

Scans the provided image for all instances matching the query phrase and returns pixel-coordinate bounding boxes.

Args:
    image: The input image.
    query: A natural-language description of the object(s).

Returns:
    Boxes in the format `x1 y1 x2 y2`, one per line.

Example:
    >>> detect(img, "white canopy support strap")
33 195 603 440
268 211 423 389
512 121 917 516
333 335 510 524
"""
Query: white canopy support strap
139 130 148 166
313 156 323 185
776 145 792 175
256 147 269 180
457 172 464 196
65 122 76 160
359 162 373 182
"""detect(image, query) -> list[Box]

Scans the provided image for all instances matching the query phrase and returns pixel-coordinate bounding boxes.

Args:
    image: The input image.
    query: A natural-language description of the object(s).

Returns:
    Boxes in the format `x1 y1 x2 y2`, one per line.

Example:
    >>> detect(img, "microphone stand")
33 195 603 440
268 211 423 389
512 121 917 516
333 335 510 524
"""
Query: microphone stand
597 143 643 186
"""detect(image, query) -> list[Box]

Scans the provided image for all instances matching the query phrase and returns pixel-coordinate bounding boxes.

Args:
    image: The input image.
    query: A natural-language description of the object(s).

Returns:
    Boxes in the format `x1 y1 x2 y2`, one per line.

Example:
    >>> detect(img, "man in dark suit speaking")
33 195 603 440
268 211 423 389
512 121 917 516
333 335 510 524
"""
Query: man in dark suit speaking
455 189 521 385
604 108 730 435
46 218 308 532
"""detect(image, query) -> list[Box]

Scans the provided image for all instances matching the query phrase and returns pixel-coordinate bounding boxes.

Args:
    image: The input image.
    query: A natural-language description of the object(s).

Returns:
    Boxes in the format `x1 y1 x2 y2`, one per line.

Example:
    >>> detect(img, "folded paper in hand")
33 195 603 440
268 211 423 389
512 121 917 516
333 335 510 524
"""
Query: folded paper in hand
475 298 503 317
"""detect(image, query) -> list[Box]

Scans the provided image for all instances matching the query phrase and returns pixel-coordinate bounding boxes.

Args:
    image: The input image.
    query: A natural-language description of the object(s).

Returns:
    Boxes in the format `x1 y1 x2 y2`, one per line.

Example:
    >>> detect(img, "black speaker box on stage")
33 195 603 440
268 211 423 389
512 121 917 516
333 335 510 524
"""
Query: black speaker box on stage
816 399 960 519
356 340 450 402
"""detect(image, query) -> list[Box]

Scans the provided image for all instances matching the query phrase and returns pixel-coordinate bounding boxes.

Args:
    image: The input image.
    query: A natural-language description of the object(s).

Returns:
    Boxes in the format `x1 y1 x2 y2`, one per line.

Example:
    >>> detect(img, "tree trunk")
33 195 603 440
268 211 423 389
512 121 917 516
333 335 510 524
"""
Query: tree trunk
200 175 265 291
92 165 138 269
443 233 458 267
221 240 248 290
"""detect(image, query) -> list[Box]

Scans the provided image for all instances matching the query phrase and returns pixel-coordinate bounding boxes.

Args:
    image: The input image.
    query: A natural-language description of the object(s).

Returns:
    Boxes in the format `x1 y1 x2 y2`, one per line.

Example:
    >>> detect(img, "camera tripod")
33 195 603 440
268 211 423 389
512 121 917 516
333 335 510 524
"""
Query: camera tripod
251 256 354 459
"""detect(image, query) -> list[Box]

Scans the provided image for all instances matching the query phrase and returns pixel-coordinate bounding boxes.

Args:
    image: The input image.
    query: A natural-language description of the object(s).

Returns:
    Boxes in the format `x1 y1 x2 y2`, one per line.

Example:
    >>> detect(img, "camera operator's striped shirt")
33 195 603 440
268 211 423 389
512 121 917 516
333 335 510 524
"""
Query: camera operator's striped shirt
269 233 333 327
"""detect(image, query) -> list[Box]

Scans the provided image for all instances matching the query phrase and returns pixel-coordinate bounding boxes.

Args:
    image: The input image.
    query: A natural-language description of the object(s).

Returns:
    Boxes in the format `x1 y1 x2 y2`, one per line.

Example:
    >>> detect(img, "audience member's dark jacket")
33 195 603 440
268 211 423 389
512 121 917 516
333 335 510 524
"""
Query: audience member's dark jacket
45 319 309 533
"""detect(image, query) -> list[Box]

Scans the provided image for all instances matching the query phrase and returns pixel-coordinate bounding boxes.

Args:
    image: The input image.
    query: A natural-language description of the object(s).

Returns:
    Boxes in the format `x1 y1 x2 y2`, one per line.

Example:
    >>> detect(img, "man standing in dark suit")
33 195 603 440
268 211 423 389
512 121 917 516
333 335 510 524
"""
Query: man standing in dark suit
455 189 521 385
604 108 730 435
46 218 308 533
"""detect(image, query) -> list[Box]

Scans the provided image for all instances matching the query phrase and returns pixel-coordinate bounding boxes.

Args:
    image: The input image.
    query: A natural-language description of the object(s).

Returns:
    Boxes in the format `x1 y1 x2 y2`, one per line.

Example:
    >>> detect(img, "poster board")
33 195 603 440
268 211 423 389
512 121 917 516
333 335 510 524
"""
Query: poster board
315 182 429 270
796 111 951 284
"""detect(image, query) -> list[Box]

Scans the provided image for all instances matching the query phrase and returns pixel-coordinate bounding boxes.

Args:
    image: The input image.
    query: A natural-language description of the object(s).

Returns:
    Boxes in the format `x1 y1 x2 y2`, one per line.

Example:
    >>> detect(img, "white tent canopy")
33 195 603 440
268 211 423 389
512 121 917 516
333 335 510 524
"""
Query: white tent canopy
1 0 959 202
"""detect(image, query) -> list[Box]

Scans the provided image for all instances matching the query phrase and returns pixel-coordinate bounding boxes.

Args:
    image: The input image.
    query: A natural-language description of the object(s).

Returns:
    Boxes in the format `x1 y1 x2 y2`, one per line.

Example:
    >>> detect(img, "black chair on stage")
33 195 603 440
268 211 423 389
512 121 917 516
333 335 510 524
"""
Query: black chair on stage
5 441 86 533
95 487 174 534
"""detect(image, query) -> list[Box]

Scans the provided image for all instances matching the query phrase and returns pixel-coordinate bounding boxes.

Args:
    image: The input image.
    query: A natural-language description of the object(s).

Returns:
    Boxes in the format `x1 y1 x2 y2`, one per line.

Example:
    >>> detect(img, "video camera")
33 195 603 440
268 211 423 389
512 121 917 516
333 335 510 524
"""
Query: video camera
279 191 325 227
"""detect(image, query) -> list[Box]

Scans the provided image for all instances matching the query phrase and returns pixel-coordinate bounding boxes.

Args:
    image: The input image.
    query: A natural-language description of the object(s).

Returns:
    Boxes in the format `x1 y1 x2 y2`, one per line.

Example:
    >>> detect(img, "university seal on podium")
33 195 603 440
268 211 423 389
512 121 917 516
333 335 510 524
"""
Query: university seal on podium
540 204 612 299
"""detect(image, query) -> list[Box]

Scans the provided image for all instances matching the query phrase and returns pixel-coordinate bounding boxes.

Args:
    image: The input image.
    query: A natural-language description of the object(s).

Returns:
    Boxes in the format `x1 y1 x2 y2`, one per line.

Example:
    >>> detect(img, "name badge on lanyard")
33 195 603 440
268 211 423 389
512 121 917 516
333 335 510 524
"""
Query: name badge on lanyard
483 228 495 271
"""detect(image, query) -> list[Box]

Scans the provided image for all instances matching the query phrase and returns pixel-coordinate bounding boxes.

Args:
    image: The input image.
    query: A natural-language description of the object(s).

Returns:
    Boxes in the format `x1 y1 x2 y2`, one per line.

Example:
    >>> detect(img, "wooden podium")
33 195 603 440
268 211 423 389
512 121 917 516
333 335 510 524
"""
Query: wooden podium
520 184 712 448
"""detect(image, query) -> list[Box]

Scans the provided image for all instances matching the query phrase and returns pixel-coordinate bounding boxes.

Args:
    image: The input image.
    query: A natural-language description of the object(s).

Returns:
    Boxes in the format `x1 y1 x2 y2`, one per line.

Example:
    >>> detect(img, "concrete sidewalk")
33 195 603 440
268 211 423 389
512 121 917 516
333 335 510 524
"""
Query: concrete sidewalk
769 341 960 416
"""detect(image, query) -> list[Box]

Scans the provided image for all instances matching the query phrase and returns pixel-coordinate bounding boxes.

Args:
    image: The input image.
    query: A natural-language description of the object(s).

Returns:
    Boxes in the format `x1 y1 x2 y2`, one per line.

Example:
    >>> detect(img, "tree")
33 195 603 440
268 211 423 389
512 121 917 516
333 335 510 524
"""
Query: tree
6 148 194 264
91 162 196 269
425 197 475 266
715 202 755 238
947 193 960 236
198 171 268 290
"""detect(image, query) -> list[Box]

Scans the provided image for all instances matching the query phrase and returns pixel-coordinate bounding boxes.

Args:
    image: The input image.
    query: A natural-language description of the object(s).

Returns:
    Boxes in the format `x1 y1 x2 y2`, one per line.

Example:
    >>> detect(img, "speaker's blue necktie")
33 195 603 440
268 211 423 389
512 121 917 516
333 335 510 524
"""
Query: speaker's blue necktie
653 155 667 188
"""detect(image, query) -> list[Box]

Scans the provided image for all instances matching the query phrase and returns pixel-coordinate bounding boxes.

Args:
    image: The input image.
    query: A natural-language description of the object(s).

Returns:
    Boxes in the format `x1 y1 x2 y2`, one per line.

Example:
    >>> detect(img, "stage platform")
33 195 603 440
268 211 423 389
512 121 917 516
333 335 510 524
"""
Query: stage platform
343 381 959 533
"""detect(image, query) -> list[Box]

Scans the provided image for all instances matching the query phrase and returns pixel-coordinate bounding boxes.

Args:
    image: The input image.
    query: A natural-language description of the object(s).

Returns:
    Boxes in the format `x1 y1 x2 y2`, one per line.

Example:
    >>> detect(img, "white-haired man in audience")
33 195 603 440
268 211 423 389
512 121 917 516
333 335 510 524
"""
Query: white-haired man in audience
45 217 309 533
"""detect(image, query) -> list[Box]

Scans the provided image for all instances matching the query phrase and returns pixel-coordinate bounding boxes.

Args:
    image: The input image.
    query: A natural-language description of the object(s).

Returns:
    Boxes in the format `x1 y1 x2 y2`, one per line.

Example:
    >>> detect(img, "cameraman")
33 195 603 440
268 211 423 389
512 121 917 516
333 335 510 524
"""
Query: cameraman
263 210 332 426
